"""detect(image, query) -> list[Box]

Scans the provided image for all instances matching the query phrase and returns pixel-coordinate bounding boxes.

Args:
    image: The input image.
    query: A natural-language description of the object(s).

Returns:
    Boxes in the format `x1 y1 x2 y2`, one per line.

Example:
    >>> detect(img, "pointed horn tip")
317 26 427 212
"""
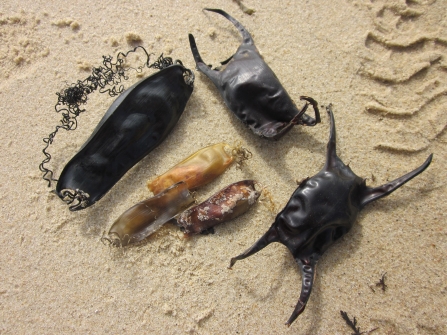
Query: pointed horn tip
228 258 237 269
284 314 297 327
284 312 300 327
284 297 308 326
416 153 433 173
203 8 222 15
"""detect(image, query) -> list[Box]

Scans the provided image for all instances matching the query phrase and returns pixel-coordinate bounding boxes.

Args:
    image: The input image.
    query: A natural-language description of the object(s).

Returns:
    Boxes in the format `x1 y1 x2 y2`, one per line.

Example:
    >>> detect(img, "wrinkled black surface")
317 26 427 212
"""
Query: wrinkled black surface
56 65 193 210
189 8 320 140
230 106 433 326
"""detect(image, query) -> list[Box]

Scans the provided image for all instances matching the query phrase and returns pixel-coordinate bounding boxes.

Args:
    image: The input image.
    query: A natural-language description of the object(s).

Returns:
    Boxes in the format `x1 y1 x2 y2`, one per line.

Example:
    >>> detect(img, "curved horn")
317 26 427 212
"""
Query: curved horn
360 153 433 208
204 8 254 45
229 224 278 268
285 257 318 326
188 34 220 85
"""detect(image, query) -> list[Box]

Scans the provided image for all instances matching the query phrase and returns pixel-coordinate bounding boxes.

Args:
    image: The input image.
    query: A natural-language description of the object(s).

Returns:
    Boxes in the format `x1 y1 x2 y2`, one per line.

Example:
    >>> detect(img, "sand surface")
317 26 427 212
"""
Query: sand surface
0 0 446 334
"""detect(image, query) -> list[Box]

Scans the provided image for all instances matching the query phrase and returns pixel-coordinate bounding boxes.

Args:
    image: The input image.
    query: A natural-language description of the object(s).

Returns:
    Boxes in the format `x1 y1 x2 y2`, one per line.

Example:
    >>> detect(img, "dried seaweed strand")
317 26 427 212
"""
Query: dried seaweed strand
375 272 387 292
369 272 388 293
340 310 379 335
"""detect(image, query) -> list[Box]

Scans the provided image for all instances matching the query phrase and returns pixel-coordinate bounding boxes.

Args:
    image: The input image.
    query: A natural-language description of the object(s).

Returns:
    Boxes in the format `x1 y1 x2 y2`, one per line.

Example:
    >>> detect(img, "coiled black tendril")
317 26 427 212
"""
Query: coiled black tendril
39 46 175 188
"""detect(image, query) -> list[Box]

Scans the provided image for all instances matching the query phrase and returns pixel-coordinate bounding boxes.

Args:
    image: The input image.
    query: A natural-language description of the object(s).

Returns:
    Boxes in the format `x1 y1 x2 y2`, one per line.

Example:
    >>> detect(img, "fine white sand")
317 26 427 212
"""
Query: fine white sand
0 0 446 334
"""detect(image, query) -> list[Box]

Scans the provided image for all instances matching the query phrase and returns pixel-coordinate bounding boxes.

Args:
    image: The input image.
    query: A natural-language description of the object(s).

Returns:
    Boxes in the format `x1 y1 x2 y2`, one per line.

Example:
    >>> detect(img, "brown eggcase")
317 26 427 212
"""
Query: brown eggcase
177 180 260 235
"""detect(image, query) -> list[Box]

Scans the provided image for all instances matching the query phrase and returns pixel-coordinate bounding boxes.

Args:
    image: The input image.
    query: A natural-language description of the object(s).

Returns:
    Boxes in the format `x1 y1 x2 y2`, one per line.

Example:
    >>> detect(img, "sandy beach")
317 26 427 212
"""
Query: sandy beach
0 0 446 333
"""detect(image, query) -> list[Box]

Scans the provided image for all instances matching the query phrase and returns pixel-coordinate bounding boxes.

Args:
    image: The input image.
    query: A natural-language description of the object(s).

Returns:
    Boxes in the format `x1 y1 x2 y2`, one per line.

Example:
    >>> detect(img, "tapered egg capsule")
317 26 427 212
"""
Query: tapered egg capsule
147 143 251 195
103 182 194 246
177 180 260 235
53 57 194 211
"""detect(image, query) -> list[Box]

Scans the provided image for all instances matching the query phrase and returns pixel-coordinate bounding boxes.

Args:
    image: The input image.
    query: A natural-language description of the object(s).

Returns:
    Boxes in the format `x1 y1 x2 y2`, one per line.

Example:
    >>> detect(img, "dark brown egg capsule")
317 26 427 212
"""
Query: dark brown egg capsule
189 9 320 140
229 105 433 326
177 180 260 235
104 182 194 247
56 58 194 210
